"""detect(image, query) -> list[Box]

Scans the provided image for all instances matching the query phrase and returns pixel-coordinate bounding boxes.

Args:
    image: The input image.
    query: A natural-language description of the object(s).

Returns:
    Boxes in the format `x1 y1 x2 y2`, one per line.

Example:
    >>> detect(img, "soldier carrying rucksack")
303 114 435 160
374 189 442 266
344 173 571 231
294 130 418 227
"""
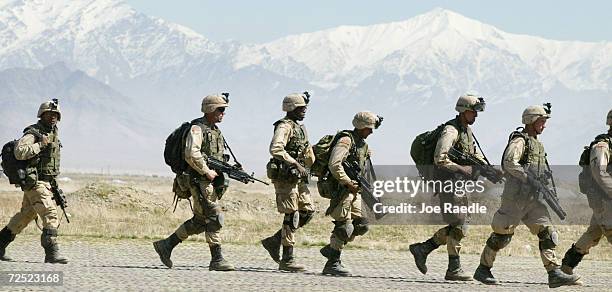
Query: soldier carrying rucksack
409 94 500 281
153 93 236 271
0 99 68 264
560 109 612 282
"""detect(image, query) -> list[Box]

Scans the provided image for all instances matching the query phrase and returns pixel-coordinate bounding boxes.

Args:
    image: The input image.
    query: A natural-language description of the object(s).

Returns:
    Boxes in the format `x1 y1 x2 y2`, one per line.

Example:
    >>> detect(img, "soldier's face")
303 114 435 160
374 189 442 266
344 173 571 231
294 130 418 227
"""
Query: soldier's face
464 110 477 125
292 106 307 121
534 118 547 134
212 107 226 123
41 112 59 127
357 127 373 139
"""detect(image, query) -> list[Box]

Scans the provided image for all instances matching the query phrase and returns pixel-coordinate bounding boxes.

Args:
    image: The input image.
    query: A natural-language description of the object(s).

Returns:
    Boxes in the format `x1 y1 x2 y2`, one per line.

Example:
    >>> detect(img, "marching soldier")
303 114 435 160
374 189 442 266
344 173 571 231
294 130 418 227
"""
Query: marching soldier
560 109 612 278
0 99 68 264
473 104 580 288
319 111 382 276
261 92 315 272
153 94 235 271
409 94 489 281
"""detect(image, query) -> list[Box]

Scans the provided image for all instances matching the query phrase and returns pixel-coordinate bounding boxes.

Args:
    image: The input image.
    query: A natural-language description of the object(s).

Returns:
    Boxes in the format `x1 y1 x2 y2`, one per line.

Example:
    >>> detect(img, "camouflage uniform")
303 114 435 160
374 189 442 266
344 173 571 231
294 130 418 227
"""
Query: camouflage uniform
262 115 315 270
153 94 234 271
561 111 612 277
0 100 67 264
474 105 580 288
409 95 486 281
320 111 381 277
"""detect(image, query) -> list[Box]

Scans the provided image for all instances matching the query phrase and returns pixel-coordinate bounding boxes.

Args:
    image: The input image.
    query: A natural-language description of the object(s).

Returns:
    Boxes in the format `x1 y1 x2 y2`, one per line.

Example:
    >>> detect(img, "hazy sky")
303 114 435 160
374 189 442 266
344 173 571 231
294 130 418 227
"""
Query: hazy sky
125 0 611 43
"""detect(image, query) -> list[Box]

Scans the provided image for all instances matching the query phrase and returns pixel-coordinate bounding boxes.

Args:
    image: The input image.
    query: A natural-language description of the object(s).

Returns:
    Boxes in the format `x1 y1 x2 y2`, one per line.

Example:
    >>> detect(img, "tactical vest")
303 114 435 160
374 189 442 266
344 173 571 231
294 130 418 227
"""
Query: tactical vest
505 130 547 174
273 118 310 165
446 117 477 156
329 130 369 179
502 130 548 199
24 122 61 179
192 118 225 161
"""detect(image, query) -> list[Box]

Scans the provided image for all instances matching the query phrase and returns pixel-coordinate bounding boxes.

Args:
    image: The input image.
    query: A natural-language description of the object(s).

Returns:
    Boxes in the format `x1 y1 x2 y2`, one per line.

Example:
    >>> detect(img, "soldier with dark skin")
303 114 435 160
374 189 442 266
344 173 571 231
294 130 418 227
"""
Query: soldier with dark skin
473 105 580 288
0 100 68 264
261 92 315 272
560 109 612 280
153 94 234 271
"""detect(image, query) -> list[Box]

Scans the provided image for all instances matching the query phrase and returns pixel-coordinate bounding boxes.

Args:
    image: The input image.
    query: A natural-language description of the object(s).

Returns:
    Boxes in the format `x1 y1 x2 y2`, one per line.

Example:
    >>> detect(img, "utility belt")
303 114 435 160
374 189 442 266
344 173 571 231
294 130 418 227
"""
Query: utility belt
266 157 307 183
186 168 228 200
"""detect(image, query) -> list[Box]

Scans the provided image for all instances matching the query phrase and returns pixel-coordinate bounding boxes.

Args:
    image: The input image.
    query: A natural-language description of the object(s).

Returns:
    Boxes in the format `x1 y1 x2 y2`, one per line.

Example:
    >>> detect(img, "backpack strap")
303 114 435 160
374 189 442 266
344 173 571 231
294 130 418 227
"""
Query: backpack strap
502 127 530 166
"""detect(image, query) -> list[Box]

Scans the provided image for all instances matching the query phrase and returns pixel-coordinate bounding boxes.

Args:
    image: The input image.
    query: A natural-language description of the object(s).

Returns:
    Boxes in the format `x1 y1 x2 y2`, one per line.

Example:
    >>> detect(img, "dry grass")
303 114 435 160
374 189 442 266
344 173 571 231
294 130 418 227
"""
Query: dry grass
0 173 610 260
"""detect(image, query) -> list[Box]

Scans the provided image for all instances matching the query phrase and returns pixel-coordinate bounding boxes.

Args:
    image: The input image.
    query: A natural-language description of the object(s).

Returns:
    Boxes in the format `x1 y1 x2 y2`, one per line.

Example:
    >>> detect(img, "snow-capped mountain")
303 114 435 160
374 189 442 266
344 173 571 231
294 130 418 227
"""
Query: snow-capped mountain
0 1 610 172
237 8 611 98
0 0 231 85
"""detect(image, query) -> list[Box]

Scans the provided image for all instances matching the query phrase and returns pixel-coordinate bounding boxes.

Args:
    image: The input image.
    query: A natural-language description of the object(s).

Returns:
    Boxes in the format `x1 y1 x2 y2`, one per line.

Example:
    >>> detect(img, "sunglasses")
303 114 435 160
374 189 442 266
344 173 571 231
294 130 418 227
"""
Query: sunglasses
217 107 226 113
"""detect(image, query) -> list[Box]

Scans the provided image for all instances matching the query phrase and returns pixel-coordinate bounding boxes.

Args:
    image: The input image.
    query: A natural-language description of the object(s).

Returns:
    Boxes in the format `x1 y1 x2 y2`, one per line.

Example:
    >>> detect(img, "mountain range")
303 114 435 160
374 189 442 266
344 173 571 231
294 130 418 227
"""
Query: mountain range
0 0 610 174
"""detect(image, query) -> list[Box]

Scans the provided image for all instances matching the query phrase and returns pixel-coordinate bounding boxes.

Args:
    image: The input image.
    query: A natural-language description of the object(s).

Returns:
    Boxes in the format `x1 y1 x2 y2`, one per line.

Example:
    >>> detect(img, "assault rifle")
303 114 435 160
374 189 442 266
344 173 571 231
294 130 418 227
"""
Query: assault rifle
525 168 566 220
448 147 504 184
342 159 386 220
206 157 269 185
50 180 70 223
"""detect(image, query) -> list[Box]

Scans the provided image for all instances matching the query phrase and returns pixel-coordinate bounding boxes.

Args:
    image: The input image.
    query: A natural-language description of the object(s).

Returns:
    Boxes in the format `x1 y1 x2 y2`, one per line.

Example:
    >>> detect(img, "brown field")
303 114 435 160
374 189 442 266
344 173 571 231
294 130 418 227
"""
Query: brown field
0 173 610 260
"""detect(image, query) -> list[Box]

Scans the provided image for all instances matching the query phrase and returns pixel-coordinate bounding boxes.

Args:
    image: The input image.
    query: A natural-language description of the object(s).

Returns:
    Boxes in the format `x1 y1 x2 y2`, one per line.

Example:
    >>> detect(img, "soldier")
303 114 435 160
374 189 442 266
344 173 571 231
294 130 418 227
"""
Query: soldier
473 104 580 288
153 94 234 271
319 111 382 276
560 109 612 278
0 99 68 264
409 94 488 281
261 92 315 272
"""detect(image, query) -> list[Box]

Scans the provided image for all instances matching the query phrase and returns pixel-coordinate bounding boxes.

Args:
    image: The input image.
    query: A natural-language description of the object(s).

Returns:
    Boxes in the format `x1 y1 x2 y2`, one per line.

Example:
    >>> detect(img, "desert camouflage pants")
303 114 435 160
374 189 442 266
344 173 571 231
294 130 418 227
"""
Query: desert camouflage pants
329 192 363 250
175 180 221 246
431 192 469 256
575 200 612 254
480 195 561 271
274 180 314 247
7 181 59 234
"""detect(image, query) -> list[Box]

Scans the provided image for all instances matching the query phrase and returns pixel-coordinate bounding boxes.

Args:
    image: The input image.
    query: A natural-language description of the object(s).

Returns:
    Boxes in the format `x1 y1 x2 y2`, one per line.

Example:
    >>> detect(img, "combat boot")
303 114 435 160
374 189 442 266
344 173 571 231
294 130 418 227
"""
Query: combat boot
473 264 498 285
322 248 351 277
409 238 440 274
0 226 16 261
320 244 334 259
279 246 305 272
261 229 281 263
561 244 584 275
41 228 68 264
153 233 182 268
209 244 235 271
548 268 580 288
444 255 472 281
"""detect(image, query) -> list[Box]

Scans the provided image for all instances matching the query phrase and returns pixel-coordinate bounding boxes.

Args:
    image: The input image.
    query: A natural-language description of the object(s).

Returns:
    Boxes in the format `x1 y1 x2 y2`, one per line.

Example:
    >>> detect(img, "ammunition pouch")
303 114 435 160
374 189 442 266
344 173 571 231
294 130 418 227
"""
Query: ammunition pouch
173 173 192 200
267 158 300 183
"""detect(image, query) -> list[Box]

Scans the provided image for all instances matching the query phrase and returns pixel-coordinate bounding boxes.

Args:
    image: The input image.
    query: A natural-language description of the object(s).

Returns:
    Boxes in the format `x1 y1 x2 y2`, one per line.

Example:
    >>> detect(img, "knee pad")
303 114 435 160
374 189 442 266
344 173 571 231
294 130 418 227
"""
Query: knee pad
352 217 369 236
332 220 354 242
486 232 513 251
297 210 314 228
537 226 559 250
184 216 208 235
448 225 467 241
283 212 300 231
204 213 224 233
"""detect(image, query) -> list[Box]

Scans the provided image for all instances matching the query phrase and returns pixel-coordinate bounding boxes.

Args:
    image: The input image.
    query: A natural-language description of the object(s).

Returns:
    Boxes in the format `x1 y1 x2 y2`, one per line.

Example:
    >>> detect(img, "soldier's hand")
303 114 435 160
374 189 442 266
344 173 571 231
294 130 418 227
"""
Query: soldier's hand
494 168 504 177
344 181 360 194
294 163 308 177
461 166 473 177
205 170 218 181
40 135 49 148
